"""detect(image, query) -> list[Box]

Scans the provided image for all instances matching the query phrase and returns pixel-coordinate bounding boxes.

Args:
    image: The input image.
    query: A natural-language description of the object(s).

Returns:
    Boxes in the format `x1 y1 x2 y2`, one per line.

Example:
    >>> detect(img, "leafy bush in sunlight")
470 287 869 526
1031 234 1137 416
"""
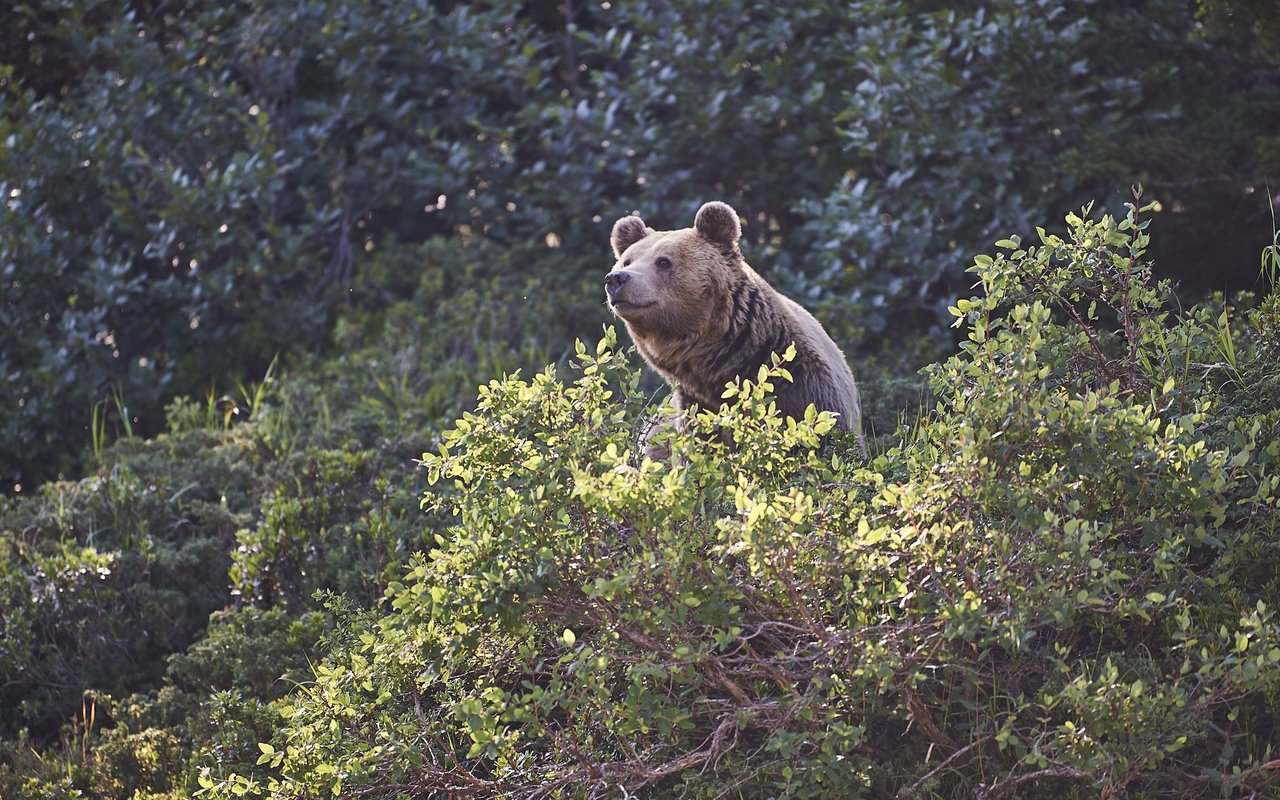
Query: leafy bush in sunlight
0 228 605 798
199 203 1279 798
0 261 575 799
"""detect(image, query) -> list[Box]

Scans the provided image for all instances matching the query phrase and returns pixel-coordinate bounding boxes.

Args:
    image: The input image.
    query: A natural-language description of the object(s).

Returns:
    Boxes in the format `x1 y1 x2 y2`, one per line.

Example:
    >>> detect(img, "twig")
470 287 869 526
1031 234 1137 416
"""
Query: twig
911 735 992 791
902 685 958 750
977 765 1094 799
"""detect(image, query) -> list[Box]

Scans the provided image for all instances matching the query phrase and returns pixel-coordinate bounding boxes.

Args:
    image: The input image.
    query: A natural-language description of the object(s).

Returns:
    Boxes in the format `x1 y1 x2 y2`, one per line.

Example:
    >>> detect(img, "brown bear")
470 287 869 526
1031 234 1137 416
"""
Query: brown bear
605 201 861 447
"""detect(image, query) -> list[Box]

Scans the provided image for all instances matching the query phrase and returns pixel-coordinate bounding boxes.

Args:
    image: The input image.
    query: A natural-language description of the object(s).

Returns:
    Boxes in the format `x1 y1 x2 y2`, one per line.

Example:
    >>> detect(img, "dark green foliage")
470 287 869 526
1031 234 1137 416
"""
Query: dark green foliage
3 0 1276 489
0 429 262 740
0 0 301 487
798 0 1279 346
0 607 323 800
168 606 331 701
229 447 403 609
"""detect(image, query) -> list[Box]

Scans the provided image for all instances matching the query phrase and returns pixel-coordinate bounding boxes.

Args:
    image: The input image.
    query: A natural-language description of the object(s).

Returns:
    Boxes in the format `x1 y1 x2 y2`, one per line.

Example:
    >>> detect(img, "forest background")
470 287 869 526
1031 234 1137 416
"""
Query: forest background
2 1 1280 798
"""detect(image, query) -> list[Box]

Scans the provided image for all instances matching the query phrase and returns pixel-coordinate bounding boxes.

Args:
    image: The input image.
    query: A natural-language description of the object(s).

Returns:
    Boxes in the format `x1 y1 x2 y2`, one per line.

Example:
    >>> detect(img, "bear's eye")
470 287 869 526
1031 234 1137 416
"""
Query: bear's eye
655 256 673 270
623 258 632 267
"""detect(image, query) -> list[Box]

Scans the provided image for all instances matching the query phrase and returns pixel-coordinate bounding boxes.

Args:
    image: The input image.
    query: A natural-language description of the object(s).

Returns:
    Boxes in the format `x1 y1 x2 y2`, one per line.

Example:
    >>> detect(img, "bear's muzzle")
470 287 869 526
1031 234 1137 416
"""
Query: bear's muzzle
604 271 630 294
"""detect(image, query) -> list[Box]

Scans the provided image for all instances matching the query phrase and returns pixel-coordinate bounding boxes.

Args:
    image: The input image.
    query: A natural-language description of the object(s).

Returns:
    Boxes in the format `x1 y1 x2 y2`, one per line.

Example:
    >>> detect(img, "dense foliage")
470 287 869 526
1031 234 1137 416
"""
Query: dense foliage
158 201 1276 800
3 0 1277 488
3 1 1280 798
3 204 1279 797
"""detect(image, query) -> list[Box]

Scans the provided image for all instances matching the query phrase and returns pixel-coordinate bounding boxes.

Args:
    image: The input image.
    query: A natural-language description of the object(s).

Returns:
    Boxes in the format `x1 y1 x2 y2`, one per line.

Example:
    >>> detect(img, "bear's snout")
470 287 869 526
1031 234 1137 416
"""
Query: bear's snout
604 271 631 295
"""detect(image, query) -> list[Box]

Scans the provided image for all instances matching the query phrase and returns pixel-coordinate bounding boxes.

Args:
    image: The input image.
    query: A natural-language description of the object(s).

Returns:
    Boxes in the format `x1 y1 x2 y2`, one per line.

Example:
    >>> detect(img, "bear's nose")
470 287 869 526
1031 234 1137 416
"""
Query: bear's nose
604 271 630 294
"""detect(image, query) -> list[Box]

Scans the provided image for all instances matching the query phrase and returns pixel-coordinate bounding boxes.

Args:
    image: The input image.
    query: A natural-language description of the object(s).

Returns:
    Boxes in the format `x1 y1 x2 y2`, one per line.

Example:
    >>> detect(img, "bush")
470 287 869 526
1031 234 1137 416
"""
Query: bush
798 0 1280 348
199 202 1279 798
0 606 327 800
0 428 264 741
1 228 596 797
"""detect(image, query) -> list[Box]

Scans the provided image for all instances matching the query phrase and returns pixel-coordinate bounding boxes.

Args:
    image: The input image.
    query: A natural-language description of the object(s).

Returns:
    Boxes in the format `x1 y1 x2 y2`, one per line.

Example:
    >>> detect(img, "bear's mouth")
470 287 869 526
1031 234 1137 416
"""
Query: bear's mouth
609 298 656 312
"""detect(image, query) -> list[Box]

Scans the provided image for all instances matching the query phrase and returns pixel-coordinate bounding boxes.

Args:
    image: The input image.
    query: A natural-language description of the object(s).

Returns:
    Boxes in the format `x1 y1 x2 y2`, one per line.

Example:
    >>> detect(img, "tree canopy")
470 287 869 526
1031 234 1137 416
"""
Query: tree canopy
3 0 1277 489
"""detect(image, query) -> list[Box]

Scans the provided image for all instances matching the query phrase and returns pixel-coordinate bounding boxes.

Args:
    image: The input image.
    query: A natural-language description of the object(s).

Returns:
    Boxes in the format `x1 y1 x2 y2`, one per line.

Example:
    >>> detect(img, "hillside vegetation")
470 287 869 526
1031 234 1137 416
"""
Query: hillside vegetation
5 201 1279 798
194 202 1280 799
2 1 1280 798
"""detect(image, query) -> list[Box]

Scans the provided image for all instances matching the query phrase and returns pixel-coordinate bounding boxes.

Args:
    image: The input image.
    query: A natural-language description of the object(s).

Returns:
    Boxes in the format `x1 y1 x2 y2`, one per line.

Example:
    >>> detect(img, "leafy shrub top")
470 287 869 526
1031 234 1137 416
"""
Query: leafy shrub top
197 203 1280 799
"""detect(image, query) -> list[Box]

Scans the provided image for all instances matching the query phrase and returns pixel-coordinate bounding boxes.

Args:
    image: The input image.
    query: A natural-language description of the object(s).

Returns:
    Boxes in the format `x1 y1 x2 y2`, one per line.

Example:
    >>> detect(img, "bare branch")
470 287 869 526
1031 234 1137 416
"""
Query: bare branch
977 765 1095 800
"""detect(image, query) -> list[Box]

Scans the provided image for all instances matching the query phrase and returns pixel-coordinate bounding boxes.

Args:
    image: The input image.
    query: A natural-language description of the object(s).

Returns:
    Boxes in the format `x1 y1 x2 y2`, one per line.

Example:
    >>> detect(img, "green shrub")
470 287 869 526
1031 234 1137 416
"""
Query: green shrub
0 430 262 740
195 203 1279 799
1 228 595 796
0 606 326 800
2 230 577 795
229 446 412 609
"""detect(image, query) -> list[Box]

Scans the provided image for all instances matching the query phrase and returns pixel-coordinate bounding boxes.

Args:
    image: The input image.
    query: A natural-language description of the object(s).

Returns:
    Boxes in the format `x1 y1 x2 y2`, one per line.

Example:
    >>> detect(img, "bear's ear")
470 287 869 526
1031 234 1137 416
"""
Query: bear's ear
694 201 741 246
611 215 650 258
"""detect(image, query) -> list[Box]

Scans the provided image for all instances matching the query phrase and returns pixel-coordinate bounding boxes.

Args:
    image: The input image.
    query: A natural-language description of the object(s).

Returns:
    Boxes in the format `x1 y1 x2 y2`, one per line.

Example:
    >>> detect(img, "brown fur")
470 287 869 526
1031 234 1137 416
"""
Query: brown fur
605 201 862 439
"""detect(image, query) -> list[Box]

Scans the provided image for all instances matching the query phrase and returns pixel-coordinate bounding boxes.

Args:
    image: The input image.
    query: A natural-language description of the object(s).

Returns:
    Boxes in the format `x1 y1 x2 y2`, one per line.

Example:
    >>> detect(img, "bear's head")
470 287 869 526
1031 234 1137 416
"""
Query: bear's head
604 201 743 337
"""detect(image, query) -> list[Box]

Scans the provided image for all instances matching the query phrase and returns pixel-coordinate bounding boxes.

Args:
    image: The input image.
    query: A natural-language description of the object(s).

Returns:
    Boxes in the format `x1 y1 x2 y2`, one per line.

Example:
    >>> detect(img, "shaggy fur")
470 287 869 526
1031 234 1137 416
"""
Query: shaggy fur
605 201 862 437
